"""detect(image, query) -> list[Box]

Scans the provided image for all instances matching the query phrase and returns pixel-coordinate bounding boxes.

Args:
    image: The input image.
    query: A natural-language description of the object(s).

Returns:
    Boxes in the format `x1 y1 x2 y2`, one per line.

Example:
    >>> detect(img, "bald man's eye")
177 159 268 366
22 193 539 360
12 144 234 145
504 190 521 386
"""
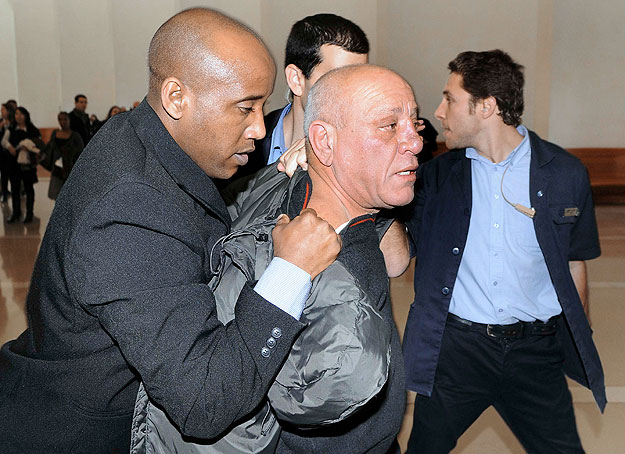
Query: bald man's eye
381 123 397 131
238 106 254 115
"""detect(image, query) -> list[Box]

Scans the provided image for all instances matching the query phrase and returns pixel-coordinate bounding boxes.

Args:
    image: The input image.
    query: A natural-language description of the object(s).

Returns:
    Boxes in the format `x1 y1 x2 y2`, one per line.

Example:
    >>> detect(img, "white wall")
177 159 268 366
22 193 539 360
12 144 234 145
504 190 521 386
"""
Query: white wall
549 0 625 147
3 0 623 148
10 0 63 126
0 0 19 103
109 0 177 111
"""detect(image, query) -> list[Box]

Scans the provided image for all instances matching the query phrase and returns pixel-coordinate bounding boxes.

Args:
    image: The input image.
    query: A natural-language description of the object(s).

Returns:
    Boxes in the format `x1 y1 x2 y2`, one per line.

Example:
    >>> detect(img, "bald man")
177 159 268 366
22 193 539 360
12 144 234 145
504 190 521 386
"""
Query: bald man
134 64 421 453
0 8 340 453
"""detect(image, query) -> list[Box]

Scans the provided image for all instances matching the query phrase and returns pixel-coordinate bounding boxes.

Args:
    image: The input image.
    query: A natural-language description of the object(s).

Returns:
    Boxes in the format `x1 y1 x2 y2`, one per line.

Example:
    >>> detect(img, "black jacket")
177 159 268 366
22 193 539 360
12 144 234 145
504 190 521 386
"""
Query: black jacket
402 130 606 411
0 100 303 453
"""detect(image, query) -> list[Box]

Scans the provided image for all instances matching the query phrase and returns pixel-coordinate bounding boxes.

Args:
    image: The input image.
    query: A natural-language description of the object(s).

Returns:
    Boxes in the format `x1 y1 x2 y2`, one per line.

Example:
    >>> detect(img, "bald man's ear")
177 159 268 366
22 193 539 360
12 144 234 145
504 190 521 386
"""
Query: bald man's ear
308 121 336 167
160 77 186 120
285 64 305 98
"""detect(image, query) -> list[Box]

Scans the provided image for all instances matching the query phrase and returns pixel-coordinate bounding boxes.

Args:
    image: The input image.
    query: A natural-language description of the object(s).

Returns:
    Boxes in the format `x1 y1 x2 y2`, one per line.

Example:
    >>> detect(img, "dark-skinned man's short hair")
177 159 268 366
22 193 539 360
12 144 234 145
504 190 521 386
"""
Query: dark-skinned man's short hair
74 94 87 103
449 49 524 127
285 13 369 78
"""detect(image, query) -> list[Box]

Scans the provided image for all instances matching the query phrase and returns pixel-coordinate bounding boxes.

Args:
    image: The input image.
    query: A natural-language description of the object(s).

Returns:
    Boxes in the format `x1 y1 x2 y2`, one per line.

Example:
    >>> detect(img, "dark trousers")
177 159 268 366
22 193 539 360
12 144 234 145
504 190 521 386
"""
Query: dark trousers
0 149 10 196
7 160 21 216
407 316 584 454
20 168 36 216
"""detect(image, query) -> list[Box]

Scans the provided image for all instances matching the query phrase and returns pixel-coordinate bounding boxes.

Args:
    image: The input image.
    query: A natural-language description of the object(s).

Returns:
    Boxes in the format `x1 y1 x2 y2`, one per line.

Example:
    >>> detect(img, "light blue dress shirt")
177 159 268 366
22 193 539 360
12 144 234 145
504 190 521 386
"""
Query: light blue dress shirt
267 104 292 165
254 257 311 320
449 126 561 324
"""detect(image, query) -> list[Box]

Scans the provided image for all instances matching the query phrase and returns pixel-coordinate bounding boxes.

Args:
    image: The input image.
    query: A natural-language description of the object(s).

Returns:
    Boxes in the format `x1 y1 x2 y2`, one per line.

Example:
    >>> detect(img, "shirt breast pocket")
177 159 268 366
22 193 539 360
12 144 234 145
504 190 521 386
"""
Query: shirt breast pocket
550 204 580 225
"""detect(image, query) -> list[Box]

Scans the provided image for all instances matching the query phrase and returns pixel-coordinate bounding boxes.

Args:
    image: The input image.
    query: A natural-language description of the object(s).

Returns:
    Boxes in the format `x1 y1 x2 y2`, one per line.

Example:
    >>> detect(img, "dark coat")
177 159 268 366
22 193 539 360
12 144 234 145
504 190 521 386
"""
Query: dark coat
402 130 607 411
0 100 304 453
69 108 91 145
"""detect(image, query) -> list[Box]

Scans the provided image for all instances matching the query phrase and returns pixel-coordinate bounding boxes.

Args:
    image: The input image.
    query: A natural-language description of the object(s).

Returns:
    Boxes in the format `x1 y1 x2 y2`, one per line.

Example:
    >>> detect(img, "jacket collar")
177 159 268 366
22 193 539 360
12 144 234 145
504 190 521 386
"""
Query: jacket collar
129 99 231 226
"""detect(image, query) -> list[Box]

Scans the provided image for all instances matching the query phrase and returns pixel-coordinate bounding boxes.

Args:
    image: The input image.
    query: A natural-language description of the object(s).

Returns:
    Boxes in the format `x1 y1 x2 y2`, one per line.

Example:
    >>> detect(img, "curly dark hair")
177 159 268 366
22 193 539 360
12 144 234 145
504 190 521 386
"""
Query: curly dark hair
448 49 524 126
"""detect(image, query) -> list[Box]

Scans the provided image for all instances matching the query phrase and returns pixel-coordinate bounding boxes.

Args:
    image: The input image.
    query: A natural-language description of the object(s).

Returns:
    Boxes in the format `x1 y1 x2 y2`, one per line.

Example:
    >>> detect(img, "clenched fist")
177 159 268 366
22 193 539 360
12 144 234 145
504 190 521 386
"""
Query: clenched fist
272 208 341 279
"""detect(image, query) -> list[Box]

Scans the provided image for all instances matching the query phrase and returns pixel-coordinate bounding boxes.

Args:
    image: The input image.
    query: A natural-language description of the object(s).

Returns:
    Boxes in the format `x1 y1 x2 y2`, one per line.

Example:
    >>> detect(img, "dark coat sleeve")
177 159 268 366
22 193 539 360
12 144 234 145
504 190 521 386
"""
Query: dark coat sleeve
64 181 304 439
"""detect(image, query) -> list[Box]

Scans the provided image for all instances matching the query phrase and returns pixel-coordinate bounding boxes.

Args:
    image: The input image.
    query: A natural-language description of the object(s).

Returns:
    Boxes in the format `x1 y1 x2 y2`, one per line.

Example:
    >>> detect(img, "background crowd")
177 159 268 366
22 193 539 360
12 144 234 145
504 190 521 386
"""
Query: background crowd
0 96 140 224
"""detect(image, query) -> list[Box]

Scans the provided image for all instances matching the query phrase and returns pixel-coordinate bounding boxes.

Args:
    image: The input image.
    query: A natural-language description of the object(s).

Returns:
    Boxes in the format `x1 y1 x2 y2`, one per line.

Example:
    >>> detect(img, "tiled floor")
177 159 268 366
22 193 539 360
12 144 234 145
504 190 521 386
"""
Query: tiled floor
1 177 624 452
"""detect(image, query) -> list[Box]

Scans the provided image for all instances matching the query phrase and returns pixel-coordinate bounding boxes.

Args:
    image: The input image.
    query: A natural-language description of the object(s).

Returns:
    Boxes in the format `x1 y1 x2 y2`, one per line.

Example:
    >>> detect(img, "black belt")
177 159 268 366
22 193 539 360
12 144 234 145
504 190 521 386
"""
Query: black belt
447 313 558 339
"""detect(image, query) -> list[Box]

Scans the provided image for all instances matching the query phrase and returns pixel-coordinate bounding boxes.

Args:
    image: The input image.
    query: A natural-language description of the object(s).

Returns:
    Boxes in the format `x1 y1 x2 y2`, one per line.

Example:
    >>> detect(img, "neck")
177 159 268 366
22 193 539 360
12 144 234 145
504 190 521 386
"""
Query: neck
307 162 375 230
474 124 523 163
282 99 306 149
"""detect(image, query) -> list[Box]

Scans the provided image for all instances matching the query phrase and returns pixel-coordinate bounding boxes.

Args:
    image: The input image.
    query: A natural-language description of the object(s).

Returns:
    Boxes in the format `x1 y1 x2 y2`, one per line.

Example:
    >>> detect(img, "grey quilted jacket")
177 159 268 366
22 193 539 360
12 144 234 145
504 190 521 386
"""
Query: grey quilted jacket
130 166 394 453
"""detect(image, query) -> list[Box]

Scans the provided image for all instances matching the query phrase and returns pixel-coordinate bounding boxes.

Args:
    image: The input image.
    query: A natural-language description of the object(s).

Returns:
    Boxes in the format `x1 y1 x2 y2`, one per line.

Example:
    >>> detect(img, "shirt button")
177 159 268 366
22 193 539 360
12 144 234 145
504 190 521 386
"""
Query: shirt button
441 287 450 296
493 252 498 257
493 281 498 286
494 194 500 199
452 247 460 255
498 309 504 313
271 327 282 339
494 223 500 229
266 337 276 349
261 347 271 358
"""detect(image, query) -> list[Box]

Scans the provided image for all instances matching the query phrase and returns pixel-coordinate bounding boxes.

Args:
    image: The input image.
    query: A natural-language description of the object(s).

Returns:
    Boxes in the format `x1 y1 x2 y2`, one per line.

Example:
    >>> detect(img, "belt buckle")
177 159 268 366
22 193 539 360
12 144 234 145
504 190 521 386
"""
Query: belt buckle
486 322 524 338
486 324 498 338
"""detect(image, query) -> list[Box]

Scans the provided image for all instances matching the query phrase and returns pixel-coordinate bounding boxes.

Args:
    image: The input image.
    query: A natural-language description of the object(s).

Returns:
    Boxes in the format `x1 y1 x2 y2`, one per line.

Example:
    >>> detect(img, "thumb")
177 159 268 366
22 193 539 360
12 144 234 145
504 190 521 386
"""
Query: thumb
275 213 290 226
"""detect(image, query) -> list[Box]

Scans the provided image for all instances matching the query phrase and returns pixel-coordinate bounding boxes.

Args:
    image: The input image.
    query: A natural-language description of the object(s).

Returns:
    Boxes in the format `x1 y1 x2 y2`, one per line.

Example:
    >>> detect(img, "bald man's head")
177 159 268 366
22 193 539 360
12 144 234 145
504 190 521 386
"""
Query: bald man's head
305 64 422 211
146 8 276 179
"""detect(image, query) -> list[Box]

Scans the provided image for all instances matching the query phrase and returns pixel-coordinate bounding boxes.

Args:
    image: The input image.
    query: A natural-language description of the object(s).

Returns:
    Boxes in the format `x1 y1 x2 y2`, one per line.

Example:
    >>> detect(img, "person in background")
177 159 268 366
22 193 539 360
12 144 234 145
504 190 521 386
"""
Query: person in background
40 111 84 200
403 49 605 454
106 105 121 120
232 13 369 180
0 103 15 203
1 106 42 223
91 106 121 136
69 93 91 145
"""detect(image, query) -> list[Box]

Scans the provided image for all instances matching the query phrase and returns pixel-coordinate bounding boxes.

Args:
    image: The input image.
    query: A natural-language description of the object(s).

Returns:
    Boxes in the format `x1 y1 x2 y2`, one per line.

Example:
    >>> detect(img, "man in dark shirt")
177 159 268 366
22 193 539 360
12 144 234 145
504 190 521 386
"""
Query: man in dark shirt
69 93 91 145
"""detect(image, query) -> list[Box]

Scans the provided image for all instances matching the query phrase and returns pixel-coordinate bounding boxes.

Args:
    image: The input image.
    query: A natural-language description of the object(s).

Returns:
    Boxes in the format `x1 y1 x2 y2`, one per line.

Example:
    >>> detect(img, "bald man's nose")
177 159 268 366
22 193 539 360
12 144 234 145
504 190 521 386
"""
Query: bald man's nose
399 124 423 155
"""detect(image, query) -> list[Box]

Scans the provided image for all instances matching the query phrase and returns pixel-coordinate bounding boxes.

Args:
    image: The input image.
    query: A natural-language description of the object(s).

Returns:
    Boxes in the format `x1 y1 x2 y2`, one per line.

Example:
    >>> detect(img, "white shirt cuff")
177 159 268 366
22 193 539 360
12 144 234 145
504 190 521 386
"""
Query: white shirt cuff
254 257 311 320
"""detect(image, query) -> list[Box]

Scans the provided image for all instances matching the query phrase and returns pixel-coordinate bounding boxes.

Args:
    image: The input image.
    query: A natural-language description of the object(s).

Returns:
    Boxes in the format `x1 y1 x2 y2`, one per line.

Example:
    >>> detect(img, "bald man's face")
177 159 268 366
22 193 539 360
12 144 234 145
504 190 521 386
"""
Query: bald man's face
332 71 422 209
174 36 275 179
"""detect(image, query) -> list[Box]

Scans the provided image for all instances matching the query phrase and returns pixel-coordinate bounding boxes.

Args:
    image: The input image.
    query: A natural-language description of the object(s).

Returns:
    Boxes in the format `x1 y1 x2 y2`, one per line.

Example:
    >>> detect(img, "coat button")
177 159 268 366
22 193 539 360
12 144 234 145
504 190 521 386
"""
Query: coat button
261 347 271 358
271 327 282 339
266 337 276 348
452 247 460 255
441 287 450 295
537 190 543 198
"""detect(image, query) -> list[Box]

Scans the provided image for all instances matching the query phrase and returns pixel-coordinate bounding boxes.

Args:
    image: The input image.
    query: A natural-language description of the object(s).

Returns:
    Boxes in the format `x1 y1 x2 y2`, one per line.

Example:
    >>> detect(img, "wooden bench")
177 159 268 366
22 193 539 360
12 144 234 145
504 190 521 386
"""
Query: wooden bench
568 148 625 204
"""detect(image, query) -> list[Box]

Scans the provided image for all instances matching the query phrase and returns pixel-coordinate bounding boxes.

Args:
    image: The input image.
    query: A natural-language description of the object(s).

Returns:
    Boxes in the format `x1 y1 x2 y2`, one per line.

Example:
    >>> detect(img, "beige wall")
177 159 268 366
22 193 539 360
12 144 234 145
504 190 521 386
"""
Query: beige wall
2 0 622 148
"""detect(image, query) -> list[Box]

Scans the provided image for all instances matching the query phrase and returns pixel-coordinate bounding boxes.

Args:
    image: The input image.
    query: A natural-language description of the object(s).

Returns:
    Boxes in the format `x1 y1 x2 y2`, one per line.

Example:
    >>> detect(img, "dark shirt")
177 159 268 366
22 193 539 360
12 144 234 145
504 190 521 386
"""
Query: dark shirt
69 108 91 145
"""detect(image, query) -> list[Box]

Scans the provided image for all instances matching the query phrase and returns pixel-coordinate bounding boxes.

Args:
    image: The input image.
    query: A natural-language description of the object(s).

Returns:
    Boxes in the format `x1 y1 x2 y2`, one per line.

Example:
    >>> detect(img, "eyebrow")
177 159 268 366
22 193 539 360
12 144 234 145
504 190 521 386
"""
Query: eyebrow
236 95 265 103
443 90 454 99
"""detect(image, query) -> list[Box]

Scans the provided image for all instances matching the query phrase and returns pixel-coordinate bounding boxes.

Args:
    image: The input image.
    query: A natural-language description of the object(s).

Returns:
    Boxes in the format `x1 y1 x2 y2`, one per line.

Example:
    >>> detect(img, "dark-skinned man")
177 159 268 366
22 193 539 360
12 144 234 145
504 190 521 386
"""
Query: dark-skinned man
0 8 340 453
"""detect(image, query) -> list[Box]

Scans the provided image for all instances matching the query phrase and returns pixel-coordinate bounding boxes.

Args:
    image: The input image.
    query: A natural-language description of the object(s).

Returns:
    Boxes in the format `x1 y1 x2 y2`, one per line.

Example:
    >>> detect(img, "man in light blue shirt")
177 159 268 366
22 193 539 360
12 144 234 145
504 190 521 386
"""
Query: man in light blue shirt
405 50 604 454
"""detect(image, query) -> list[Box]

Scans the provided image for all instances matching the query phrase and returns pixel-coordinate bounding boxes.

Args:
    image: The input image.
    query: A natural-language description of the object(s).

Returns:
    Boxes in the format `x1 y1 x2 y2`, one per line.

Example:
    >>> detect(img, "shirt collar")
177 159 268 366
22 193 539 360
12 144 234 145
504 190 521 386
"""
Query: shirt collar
129 99 231 226
268 104 292 163
466 125 530 167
